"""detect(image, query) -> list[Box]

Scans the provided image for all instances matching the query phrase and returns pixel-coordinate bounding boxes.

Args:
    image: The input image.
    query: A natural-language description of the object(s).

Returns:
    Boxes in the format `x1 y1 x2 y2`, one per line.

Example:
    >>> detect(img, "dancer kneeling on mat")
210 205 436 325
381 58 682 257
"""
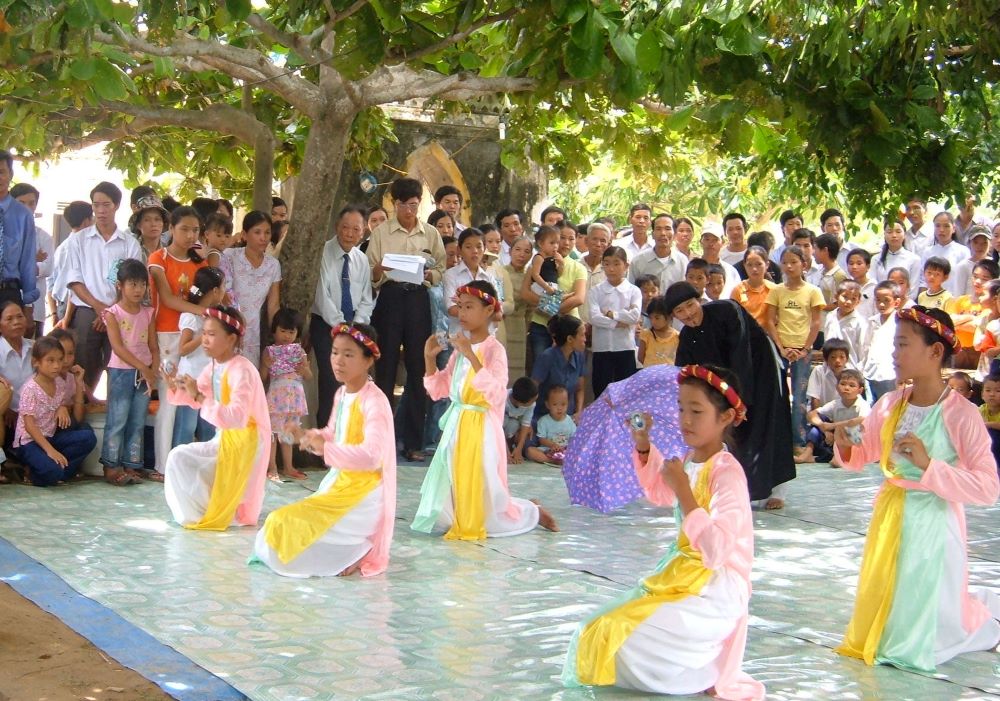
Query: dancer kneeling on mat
412 280 558 539
564 364 764 701
163 306 270 530
251 322 396 578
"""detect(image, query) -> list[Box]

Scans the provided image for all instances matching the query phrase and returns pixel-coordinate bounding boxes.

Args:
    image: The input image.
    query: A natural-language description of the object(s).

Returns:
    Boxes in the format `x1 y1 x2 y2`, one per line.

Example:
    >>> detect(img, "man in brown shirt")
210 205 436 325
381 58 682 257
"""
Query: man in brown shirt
367 177 446 461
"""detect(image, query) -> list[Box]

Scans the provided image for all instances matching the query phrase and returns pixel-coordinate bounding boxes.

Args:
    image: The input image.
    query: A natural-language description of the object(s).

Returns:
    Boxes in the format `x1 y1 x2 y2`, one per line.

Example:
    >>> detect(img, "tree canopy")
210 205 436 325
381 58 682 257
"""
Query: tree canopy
0 0 997 306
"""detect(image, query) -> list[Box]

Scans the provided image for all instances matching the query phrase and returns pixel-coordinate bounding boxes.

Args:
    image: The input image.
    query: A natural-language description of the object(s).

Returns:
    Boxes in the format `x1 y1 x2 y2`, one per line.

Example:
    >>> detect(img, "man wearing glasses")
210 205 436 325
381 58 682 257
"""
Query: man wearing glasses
366 177 446 462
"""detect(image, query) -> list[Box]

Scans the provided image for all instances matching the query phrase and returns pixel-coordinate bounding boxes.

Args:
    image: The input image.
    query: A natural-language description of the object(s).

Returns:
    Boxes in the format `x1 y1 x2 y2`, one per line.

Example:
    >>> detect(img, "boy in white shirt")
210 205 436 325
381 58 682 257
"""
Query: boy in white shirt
799 368 870 463
863 280 902 400
823 280 868 367
807 338 850 410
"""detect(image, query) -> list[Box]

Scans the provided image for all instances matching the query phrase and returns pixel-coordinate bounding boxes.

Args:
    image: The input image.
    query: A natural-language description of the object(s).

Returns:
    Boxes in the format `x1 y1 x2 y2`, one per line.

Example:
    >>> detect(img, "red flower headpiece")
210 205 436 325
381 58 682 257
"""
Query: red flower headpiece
203 308 244 337
332 323 381 360
896 308 961 353
455 284 501 313
678 365 747 425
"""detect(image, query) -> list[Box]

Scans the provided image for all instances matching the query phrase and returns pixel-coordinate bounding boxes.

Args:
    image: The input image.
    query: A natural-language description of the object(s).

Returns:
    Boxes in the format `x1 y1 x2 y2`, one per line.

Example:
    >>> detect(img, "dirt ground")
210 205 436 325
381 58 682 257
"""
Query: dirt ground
0 583 175 701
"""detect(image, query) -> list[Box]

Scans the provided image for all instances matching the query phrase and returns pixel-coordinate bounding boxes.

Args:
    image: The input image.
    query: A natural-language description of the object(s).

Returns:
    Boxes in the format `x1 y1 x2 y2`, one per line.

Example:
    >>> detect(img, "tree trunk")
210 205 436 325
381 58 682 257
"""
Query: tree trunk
279 103 356 319
252 130 275 213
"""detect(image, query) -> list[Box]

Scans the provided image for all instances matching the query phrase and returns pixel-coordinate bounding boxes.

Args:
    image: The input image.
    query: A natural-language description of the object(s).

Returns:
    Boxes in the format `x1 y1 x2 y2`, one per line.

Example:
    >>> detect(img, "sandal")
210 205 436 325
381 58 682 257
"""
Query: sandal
103 468 135 486
144 470 165 483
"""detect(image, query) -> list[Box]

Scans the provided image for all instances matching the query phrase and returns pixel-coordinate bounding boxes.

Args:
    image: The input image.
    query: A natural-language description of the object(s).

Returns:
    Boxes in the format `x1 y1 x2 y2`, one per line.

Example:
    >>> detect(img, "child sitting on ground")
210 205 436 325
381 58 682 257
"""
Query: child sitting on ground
526 384 577 466
800 368 870 464
504 376 538 465
637 296 678 366
823 280 868 367
807 338 851 410
979 373 1000 469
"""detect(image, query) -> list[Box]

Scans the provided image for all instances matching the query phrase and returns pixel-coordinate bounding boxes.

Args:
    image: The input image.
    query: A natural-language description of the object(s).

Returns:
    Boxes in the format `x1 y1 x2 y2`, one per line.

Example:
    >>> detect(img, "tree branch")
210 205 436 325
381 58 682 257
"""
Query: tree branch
397 8 520 63
640 99 676 115
247 12 329 64
309 0 370 44
358 64 535 106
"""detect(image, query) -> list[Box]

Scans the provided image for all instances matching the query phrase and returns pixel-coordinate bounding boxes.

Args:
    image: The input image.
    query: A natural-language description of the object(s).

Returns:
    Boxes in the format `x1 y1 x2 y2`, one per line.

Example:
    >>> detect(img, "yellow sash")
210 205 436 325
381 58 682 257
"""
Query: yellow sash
191 371 258 531
445 352 489 541
836 398 908 663
576 459 716 685
265 398 381 563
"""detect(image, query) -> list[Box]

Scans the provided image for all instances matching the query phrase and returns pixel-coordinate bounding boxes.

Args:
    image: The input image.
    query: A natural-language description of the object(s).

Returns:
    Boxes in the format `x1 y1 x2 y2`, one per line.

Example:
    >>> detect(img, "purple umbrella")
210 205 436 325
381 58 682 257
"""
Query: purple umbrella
562 365 687 513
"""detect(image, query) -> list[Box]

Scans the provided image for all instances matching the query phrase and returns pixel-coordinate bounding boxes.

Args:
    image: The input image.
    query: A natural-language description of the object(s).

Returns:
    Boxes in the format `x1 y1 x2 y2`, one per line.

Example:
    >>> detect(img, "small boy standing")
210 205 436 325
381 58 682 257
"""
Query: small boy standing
863 280 902 401
916 257 953 310
684 258 711 301
633 274 660 331
504 377 538 464
823 280 868 367
813 233 849 316
846 249 876 319
800 368 870 463
807 338 851 410
978 373 1000 470
526 385 577 466
706 264 726 301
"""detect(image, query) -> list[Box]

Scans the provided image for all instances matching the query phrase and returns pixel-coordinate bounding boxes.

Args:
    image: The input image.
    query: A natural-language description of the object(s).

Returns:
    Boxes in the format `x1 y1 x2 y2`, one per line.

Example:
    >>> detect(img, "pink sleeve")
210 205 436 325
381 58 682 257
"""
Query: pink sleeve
633 443 676 507
18 382 39 417
682 453 751 570
918 396 1000 506
168 363 213 409
834 391 897 471
469 339 508 406
201 362 255 429
323 391 393 472
423 351 458 401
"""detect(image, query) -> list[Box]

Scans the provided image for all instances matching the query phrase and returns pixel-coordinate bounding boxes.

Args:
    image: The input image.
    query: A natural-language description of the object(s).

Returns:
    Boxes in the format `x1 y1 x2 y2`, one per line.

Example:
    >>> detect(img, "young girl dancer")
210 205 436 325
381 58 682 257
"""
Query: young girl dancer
173 266 226 446
102 259 160 483
252 322 396 577
262 307 311 481
833 307 1000 673
413 280 558 539
163 306 271 530
13 338 97 487
564 365 764 700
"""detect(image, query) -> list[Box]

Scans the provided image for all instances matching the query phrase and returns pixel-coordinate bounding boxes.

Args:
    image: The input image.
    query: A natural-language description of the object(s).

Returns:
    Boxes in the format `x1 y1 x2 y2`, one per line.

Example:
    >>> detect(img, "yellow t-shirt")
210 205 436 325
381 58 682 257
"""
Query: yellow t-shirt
639 327 678 366
531 257 588 326
979 403 1000 424
765 283 825 348
917 289 953 311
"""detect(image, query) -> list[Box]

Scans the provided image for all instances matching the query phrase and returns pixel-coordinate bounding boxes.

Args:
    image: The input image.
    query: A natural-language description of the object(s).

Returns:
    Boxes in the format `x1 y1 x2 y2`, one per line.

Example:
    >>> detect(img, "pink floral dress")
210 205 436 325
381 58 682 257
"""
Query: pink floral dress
265 343 308 435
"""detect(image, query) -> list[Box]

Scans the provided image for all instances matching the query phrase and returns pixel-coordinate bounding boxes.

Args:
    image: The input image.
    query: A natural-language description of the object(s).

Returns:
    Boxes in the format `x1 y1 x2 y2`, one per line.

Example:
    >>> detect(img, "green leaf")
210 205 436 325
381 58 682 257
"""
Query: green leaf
553 0 589 24
458 52 481 70
664 104 695 132
862 135 904 168
64 2 92 28
92 0 114 19
570 8 601 49
635 28 662 72
564 39 604 79
910 84 937 101
225 0 252 20
70 57 97 81
151 56 174 78
610 30 637 66
369 0 407 34
868 103 891 134
91 58 130 101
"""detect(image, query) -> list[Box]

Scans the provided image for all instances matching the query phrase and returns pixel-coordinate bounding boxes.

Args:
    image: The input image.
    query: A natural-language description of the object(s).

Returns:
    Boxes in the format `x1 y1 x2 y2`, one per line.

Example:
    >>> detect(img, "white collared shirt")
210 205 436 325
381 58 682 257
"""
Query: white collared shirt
707 259 742 298
904 224 933 257
34 228 54 323
441 261 498 335
499 240 512 267
588 279 642 352
64 225 142 307
312 238 374 327
719 246 747 266
0 336 34 411
920 240 972 294
620 234 653 261
873 247 921 299
628 247 690 290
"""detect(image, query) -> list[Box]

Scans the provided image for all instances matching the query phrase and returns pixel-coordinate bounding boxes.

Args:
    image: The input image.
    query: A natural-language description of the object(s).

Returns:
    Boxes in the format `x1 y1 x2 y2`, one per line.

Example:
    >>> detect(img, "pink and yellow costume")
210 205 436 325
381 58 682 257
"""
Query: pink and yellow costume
252 380 397 577
164 355 270 530
564 446 764 701
835 388 1000 672
411 336 539 539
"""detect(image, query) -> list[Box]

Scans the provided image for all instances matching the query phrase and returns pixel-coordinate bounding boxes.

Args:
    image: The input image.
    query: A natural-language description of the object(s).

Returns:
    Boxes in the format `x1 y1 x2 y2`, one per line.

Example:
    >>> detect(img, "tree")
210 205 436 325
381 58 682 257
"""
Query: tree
1 0 999 311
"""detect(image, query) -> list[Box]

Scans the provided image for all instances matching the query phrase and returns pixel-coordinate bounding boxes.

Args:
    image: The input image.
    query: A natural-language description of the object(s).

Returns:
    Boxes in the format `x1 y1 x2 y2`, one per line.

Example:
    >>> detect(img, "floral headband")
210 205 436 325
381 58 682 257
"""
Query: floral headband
896 308 961 353
455 284 501 313
204 307 244 337
332 323 381 360
678 365 747 425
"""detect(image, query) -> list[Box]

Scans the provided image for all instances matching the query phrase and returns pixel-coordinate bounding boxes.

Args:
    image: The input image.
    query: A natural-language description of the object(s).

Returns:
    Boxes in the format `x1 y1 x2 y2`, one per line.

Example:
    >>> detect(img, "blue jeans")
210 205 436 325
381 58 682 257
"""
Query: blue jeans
528 322 554 371
788 355 812 447
172 404 216 446
101 368 151 470
16 427 97 486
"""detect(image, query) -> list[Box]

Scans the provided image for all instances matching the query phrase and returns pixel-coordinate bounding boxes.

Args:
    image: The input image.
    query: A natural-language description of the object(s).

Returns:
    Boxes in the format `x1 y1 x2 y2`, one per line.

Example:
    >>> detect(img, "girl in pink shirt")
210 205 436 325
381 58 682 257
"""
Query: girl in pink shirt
101 259 160 485
13 337 96 487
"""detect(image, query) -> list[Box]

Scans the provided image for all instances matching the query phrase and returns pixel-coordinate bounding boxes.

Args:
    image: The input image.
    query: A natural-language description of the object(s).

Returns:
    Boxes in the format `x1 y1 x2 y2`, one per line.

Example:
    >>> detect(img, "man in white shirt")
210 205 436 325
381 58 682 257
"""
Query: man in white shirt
310 205 375 427
904 197 933 256
772 209 804 265
820 207 856 270
618 203 653 261
495 208 525 267
579 222 610 326
698 223 740 297
955 195 991 245
64 181 142 391
433 185 466 234
720 212 748 266
628 214 688 290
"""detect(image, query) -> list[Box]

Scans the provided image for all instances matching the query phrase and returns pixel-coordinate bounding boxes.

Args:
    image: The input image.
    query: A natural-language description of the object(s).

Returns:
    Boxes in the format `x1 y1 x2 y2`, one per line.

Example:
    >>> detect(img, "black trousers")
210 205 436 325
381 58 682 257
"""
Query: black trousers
371 283 432 452
70 306 111 392
310 314 342 429
592 350 637 399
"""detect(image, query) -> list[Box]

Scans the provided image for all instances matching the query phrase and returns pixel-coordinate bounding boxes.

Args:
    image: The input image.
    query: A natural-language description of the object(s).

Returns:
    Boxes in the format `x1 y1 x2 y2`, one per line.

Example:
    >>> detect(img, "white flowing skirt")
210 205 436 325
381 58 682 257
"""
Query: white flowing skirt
163 433 263 527
614 567 747 695
252 473 384 578
434 417 538 537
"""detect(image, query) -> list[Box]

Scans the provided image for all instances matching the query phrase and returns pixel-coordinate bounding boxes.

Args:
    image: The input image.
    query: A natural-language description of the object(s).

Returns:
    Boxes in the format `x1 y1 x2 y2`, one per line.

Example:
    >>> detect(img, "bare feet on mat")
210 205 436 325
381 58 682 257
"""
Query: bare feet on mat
145 470 165 483
281 467 307 480
532 500 559 532
793 445 814 464
338 563 361 577
765 497 785 510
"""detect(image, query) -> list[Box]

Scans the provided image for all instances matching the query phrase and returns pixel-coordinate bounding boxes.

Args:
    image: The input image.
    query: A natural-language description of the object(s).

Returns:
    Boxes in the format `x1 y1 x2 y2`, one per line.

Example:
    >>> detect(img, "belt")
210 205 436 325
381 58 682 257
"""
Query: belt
382 281 426 292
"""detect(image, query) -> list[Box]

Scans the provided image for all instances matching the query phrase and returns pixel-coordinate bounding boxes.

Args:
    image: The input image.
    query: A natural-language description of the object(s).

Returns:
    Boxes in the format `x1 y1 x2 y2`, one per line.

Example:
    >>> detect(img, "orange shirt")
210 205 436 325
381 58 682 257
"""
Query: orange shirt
945 295 983 349
730 279 776 327
147 249 205 333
